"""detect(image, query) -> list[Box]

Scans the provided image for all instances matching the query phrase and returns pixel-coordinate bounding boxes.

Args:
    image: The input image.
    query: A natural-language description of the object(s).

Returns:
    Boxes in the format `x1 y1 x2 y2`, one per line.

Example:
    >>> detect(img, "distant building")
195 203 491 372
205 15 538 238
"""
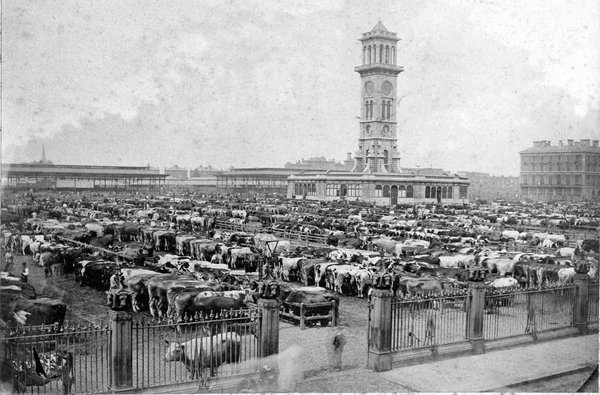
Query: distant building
284 156 351 171
164 165 189 180
519 139 600 202
458 172 519 202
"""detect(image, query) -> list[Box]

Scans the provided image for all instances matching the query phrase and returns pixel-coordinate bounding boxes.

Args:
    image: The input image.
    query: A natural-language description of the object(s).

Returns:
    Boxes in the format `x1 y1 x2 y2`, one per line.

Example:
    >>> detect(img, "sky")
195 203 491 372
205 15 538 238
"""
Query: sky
2 0 599 176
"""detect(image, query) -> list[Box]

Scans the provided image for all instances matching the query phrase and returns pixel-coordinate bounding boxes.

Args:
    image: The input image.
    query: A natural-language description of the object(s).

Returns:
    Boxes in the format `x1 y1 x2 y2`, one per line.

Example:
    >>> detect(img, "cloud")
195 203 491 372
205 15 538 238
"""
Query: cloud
2 0 599 176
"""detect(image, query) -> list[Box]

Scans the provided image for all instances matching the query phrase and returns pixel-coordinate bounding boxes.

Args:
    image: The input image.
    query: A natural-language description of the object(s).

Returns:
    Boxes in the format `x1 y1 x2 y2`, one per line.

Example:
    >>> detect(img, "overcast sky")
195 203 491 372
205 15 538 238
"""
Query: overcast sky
2 0 599 176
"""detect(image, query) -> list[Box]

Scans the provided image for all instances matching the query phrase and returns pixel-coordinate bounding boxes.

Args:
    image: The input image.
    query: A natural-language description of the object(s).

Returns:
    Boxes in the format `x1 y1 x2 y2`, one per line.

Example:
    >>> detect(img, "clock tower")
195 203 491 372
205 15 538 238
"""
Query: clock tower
352 22 404 173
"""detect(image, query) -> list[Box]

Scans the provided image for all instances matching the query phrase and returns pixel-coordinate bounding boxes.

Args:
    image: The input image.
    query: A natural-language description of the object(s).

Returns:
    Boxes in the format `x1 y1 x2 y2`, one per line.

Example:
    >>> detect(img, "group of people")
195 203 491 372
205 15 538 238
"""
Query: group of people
3 251 28 283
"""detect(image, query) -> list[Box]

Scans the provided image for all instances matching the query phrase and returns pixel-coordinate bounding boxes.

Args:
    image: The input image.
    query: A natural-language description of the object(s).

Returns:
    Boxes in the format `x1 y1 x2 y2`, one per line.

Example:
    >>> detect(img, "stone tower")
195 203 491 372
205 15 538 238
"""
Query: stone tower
352 22 404 173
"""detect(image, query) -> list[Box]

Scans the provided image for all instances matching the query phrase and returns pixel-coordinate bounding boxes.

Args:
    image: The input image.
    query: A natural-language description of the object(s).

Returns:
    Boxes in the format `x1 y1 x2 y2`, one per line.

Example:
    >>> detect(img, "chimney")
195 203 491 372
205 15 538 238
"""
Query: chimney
558 140 563 146
533 140 544 147
580 139 590 146
568 139 574 146
347 152 352 160
593 140 599 147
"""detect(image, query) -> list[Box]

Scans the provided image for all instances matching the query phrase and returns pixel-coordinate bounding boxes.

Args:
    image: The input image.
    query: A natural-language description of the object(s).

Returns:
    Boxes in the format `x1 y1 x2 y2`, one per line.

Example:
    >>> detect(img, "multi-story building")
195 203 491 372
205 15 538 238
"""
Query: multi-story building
519 139 600 202
458 172 520 202
287 22 469 206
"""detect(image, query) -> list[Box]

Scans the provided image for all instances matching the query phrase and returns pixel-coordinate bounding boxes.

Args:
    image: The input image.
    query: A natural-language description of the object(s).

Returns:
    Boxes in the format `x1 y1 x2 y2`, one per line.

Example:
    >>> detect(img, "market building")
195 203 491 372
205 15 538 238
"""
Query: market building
287 22 469 206
519 139 600 202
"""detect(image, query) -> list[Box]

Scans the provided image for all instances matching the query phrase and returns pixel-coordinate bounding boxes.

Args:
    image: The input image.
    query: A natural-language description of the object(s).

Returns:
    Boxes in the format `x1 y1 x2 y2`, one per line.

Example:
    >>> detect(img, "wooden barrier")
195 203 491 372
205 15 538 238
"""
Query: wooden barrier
280 300 338 330
56 235 136 261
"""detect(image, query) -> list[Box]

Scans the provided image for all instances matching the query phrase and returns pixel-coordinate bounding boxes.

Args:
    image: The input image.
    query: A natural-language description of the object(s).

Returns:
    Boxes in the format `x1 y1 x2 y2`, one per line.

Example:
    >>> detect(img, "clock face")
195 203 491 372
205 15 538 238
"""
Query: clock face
365 81 374 95
382 81 392 96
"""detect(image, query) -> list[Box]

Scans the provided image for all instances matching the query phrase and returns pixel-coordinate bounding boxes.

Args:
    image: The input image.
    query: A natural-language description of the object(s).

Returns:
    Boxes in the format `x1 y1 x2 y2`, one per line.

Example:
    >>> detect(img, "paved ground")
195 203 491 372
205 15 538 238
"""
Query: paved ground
294 333 599 393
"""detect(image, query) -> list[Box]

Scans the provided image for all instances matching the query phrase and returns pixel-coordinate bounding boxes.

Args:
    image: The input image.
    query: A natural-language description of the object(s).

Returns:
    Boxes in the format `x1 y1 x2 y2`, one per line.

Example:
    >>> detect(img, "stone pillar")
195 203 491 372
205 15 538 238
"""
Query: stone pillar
467 284 486 354
367 288 393 372
258 298 280 358
574 272 590 335
110 311 133 390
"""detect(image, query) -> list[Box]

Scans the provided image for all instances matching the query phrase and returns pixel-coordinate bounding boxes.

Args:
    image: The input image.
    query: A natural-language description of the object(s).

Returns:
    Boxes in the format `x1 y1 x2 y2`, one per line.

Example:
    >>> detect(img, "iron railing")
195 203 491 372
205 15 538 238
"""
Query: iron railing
483 284 577 340
131 308 262 390
3 322 112 394
390 292 469 351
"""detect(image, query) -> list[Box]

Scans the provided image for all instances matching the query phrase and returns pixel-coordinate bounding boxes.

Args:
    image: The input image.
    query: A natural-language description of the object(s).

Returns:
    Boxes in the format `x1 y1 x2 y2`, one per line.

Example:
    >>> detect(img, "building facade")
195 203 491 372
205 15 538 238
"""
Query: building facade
284 156 352 171
458 172 520 202
520 139 600 202
287 22 469 206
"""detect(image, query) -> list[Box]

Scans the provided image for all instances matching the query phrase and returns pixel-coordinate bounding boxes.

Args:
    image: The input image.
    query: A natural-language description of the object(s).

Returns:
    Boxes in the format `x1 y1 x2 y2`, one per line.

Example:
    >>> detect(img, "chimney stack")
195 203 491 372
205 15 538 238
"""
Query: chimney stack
593 140 599 147
558 140 563 146
580 139 590 146
568 139 574 146
347 152 352 160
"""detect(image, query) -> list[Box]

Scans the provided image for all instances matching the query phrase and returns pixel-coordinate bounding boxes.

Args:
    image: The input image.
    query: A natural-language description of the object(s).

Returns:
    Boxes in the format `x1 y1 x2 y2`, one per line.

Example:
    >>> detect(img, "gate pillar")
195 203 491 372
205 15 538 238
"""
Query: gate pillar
367 288 393 372
467 284 486 355
110 311 133 390
258 298 280 358
574 268 591 335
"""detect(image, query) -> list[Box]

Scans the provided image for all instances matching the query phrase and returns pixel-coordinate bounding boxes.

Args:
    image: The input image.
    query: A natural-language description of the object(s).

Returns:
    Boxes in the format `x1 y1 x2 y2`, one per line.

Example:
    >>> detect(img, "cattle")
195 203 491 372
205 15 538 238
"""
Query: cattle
2 298 67 330
6 348 74 394
438 254 475 269
163 332 242 379
174 294 246 324
480 257 515 276
353 268 373 298
146 275 205 318
556 247 576 260
299 258 326 286
228 247 254 270
278 257 305 282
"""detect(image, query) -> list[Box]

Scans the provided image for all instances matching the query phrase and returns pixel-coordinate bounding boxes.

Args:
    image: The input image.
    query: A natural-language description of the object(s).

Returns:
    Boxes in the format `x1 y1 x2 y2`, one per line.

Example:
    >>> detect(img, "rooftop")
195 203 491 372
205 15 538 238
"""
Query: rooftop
520 139 600 154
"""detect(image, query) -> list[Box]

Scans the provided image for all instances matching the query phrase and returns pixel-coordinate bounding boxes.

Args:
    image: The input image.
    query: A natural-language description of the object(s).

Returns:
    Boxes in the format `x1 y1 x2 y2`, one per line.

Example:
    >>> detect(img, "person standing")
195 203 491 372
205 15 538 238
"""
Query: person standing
4 251 14 275
20 261 29 283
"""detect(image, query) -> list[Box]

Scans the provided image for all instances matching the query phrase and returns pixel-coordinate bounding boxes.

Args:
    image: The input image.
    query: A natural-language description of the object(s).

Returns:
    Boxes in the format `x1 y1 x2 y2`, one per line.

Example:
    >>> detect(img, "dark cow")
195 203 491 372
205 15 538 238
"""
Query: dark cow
146 275 205 318
163 332 241 379
2 298 67 330
174 294 246 323
1 277 37 300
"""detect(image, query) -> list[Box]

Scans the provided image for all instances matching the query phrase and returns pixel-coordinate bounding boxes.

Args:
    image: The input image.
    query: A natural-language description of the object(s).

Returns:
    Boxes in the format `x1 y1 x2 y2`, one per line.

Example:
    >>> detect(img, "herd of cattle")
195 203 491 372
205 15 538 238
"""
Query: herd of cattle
2 195 599 326
2 193 600 393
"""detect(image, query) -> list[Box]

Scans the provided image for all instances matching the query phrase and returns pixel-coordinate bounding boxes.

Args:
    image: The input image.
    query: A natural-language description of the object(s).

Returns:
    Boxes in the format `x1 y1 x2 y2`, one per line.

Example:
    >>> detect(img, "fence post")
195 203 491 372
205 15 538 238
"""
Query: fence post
467 284 486 355
367 288 393 372
258 297 280 358
574 272 590 335
110 311 133 391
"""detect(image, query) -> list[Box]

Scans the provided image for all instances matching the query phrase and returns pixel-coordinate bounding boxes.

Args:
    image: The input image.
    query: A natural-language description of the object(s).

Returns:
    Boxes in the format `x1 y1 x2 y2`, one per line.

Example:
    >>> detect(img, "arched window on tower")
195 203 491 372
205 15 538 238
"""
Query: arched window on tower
381 100 386 119
387 101 392 120
369 101 373 119
368 46 372 64
380 44 383 62
385 45 389 63
363 47 366 64
365 101 369 119
372 45 376 63
392 46 396 64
